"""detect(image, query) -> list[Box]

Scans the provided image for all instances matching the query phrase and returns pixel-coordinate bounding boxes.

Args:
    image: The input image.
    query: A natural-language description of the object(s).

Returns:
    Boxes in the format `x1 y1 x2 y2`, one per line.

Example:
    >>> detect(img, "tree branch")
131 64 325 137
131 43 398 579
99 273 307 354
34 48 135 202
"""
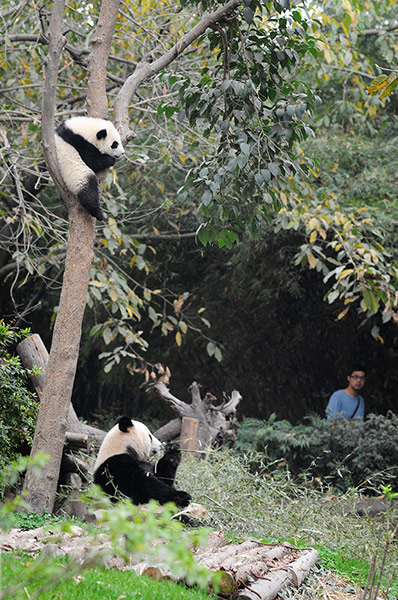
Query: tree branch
41 1 67 195
86 0 122 118
114 0 242 141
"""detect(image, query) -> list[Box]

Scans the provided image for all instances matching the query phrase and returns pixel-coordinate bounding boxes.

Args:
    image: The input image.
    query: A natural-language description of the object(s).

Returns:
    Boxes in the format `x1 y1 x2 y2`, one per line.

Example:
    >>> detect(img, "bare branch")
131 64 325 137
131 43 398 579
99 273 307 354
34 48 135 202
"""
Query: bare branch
114 0 242 141
41 0 66 195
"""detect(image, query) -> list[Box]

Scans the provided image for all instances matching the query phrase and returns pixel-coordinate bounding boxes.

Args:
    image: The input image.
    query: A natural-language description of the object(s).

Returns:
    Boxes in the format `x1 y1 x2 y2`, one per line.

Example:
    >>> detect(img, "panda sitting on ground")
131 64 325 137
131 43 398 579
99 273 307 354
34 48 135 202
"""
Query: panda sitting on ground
54 116 124 221
93 416 191 508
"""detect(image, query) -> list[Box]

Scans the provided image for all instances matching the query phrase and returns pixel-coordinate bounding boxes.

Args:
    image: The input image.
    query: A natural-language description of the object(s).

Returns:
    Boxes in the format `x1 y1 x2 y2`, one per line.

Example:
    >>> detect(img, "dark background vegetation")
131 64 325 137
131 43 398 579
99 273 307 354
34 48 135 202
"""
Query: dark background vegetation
2 0 398 431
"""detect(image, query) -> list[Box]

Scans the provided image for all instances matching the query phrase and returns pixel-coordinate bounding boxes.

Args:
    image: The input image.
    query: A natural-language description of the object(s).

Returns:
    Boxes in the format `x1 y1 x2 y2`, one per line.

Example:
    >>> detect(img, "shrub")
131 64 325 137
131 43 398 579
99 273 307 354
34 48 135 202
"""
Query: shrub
0 322 39 473
235 413 398 492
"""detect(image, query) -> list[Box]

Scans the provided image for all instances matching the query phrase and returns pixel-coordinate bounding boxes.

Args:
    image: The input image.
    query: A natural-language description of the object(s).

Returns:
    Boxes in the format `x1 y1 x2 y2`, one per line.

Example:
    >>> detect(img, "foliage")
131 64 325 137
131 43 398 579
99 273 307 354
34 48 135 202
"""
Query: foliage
275 189 398 339
268 0 398 332
173 0 322 247
0 458 214 598
0 453 49 516
86 489 212 588
0 322 39 470
235 413 398 493
12 511 63 531
368 73 398 100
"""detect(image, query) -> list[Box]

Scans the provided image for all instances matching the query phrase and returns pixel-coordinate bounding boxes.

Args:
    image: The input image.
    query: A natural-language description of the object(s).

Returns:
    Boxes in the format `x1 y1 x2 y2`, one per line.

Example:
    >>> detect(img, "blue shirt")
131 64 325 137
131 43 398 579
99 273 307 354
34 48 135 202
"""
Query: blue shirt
326 390 365 420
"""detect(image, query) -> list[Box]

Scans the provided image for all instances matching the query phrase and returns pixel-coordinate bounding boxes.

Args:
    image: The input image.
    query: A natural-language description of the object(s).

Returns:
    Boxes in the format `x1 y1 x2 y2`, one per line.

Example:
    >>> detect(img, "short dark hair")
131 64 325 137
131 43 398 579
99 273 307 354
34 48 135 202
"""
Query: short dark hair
347 364 367 376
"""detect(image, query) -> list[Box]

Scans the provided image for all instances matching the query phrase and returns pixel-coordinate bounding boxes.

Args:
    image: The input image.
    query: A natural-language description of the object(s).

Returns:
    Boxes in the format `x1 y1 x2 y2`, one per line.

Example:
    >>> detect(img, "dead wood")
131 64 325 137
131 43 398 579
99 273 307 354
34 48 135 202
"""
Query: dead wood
149 381 241 453
237 548 319 600
65 432 90 450
154 418 182 442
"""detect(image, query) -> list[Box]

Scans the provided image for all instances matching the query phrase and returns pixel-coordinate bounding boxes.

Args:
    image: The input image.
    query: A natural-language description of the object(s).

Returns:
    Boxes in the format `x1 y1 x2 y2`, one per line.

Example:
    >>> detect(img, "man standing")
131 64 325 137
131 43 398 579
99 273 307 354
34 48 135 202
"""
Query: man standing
326 365 366 420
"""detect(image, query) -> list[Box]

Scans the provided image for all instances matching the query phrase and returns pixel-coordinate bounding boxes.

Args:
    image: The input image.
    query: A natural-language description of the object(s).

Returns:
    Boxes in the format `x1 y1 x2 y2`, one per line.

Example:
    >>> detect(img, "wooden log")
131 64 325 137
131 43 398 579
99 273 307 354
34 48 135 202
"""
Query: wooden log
180 417 198 453
16 333 48 396
211 570 235 596
237 548 319 600
65 432 89 450
17 334 84 433
153 417 181 442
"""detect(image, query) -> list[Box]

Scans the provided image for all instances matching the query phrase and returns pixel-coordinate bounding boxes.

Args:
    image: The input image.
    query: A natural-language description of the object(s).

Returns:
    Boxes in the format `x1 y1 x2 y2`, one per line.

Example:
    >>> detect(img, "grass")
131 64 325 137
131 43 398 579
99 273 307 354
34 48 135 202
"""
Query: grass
0 552 215 600
1 449 397 598
177 450 398 596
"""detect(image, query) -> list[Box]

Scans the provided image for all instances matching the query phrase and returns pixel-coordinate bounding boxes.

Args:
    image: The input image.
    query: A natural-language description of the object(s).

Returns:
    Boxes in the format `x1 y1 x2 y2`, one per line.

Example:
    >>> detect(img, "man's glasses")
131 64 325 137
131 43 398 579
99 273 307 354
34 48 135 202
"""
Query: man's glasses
350 374 365 381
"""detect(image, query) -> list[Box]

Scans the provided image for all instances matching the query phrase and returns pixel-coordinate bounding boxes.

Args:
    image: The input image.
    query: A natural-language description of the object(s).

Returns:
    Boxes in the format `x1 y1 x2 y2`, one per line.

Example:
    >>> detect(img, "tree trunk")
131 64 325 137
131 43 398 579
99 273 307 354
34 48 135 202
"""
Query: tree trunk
22 207 95 512
22 0 121 513
17 334 106 439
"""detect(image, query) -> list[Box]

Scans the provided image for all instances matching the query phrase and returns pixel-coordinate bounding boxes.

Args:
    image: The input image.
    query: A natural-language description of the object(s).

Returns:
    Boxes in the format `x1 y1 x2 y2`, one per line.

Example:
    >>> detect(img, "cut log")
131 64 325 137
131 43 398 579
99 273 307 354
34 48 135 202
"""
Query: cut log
65 432 90 450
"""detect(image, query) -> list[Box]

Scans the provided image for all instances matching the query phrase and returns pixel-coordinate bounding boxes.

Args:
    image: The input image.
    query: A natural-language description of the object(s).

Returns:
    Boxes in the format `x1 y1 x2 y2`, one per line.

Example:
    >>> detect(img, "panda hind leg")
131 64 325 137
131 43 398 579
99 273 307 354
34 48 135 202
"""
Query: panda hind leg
77 173 104 220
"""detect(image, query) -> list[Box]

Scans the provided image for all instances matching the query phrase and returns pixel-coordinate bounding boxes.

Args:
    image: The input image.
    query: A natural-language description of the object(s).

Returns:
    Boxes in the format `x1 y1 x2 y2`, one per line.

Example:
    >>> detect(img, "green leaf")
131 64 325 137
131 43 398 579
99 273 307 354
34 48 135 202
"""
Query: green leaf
242 7 254 24
367 75 388 95
362 288 379 313
202 189 212 206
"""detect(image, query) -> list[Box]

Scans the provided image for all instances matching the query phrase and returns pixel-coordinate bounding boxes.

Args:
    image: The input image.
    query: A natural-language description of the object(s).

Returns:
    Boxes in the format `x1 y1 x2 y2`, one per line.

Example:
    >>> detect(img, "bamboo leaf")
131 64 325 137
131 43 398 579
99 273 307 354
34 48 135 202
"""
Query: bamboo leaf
367 74 388 95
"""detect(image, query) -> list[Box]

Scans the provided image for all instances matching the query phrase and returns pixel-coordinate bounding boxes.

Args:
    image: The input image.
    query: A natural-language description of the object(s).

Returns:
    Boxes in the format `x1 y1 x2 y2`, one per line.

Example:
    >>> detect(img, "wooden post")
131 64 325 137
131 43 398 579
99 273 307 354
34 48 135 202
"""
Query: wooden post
16 333 48 397
180 417 198 454
17 334 84 433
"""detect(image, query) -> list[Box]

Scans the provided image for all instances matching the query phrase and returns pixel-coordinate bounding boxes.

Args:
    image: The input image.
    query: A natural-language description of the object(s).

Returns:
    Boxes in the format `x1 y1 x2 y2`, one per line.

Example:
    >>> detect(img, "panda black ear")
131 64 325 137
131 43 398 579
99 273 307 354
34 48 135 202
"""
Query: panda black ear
97 129 107 140
115 415 133 432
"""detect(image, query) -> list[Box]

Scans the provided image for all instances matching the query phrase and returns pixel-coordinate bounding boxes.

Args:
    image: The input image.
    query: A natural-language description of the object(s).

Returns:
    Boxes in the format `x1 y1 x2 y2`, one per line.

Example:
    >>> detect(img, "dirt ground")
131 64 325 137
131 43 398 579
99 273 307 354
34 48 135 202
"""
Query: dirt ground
278 569 380 600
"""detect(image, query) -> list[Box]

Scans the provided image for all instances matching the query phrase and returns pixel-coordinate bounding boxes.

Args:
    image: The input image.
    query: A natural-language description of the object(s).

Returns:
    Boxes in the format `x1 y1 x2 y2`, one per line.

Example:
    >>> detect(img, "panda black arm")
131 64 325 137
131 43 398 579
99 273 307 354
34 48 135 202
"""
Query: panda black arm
56 122 115 173
155 443 182 486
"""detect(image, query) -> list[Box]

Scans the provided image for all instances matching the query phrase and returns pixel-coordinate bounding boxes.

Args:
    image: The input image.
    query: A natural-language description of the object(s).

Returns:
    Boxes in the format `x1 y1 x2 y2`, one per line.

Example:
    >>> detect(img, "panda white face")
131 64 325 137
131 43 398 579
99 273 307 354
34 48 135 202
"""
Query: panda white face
95 416 162 470
66 116 124 159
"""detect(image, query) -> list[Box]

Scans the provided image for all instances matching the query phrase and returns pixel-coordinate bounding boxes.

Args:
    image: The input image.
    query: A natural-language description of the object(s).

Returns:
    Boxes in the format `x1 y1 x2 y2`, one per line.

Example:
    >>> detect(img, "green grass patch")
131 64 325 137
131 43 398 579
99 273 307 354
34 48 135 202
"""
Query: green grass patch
0 552 216 600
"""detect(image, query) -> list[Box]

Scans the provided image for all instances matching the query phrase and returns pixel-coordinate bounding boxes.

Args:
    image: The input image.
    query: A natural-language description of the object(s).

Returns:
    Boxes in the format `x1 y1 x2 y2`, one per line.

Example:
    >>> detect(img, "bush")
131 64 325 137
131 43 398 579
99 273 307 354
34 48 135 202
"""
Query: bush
0 322 39 472
235 413 398 492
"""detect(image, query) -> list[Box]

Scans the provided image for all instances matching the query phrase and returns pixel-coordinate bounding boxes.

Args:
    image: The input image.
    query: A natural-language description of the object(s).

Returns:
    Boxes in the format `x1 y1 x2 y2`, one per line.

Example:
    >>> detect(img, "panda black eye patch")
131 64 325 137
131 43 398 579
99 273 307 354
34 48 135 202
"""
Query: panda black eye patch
111 141 119 149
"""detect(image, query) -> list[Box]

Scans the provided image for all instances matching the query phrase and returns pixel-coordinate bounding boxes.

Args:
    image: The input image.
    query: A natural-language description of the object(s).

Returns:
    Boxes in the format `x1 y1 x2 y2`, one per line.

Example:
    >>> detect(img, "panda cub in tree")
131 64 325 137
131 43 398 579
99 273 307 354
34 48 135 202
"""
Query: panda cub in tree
93 416 191 508
54 116 124 221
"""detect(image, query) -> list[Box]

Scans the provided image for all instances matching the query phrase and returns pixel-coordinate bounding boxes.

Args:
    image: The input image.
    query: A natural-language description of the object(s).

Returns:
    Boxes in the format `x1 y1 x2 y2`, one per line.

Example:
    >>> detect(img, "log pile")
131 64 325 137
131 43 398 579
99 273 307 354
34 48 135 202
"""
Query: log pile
134 531 319 599
0 527 318 600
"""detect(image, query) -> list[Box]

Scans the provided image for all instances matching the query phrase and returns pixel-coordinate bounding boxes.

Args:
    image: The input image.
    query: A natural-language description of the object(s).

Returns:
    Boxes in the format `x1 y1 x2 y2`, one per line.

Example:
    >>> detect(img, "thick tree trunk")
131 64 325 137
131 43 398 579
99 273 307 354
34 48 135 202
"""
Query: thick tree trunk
17 334 105 439
22 207 95 512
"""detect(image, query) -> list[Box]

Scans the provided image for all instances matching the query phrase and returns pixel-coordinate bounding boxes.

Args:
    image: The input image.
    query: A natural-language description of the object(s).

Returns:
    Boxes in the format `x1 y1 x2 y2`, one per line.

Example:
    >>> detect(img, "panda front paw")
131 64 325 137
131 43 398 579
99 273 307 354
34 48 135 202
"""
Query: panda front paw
164 443 181 457
174 490 192 508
